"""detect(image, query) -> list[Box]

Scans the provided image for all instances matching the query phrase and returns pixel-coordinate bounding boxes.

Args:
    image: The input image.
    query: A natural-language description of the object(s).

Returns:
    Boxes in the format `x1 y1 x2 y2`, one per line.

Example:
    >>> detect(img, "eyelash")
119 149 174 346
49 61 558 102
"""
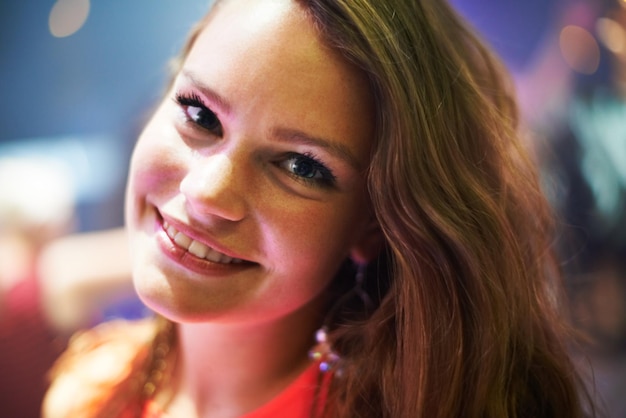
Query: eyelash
279 152 337 188
174 91 336 188
174 92 223 136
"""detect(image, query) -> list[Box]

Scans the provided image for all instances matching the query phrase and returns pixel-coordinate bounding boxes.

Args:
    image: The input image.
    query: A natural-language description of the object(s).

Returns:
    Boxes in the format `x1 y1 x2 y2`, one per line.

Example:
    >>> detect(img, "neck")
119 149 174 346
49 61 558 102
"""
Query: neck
165 302 323 418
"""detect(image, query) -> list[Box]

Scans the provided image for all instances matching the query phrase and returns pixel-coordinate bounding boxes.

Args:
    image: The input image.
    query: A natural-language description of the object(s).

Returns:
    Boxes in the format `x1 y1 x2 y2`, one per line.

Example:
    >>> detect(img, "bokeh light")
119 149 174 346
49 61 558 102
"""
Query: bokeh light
49 0 90 38
559 24 601 74
596 17 626 55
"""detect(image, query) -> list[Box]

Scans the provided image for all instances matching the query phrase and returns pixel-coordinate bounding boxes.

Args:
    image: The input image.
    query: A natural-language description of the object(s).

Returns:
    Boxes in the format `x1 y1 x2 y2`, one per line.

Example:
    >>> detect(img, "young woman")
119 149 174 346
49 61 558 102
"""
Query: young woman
44 0 594 417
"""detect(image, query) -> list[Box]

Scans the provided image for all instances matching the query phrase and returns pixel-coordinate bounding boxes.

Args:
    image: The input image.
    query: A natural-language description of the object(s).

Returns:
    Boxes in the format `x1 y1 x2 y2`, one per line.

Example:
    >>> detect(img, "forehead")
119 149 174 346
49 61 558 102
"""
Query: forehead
196 0 335 80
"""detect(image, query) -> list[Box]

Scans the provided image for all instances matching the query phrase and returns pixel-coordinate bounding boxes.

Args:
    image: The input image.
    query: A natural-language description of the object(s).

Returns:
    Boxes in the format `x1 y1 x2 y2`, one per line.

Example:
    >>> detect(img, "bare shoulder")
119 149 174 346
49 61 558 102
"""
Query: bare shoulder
42 318 157 418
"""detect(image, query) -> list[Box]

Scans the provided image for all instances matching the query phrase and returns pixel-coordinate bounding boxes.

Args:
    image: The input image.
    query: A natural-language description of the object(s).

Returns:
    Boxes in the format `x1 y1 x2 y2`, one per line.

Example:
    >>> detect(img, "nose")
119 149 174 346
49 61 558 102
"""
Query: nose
180 153 247 222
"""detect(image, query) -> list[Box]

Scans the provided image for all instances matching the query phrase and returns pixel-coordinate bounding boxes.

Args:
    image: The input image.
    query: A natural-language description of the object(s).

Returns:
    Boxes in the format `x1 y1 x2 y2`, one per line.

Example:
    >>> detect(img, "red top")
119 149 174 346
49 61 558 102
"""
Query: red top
139 361 329 418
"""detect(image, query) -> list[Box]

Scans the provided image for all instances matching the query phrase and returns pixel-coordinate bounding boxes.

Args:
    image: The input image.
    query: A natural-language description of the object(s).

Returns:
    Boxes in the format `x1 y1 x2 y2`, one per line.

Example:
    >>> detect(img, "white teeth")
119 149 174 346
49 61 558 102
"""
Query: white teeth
166 224 178 239
188 240 209 258
206 248 231 264
174 232 192 249
163 221 244 264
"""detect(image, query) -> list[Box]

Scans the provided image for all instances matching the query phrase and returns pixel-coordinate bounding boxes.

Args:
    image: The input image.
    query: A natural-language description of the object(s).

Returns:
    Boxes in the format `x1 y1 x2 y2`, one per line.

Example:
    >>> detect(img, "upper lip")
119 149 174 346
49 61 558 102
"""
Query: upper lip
159 212 253 263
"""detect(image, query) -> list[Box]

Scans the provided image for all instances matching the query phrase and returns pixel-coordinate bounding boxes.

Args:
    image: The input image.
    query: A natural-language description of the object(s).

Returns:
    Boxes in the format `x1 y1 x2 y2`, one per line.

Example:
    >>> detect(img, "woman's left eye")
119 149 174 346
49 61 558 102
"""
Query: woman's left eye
279 153 336 187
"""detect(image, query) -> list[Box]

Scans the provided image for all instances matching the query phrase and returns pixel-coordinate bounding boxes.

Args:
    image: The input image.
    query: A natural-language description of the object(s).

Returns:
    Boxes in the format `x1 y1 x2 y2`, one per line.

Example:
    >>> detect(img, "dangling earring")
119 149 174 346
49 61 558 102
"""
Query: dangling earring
309 263 372 374
309 326 341 373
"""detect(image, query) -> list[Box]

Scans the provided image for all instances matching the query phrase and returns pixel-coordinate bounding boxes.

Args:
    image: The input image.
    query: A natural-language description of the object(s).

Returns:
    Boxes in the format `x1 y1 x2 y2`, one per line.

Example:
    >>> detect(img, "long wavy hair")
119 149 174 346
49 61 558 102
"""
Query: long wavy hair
292 1 592 417
48 1 594 417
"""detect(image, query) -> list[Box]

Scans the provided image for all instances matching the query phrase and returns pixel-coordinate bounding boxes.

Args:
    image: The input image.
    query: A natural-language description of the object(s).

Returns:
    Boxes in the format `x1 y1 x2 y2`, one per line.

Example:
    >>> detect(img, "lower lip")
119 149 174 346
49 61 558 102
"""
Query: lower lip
154 219 253 276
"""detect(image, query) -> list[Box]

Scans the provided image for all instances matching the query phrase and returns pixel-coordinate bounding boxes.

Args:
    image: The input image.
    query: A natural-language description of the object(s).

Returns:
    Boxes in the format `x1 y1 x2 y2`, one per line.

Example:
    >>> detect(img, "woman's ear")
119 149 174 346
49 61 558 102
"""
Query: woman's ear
349 217 384 264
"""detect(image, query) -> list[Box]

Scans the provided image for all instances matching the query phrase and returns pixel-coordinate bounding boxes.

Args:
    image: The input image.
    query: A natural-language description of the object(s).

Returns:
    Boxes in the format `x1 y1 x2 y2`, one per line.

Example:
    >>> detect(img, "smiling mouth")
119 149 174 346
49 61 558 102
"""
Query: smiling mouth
163 221 245 265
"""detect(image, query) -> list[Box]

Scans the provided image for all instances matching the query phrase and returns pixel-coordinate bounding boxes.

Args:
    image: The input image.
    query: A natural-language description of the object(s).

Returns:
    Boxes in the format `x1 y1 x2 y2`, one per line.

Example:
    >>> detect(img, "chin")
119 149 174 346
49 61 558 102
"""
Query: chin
131 270 243 324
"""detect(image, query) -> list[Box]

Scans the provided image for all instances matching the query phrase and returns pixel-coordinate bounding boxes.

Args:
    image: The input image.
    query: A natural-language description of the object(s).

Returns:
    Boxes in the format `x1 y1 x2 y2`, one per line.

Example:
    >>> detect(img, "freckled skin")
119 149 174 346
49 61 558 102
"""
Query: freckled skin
125 0 377 325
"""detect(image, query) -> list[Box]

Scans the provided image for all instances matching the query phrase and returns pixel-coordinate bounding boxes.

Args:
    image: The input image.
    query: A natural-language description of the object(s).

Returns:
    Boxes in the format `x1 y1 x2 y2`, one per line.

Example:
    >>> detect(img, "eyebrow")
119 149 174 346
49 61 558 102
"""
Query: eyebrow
180 69 232 114
181 69 362 171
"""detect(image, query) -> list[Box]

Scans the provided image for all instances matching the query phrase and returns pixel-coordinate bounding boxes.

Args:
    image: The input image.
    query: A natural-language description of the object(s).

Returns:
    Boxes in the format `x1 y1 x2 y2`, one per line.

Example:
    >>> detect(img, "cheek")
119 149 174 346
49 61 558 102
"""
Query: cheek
126 120 186 233
264 198 367 277
129 119 186 198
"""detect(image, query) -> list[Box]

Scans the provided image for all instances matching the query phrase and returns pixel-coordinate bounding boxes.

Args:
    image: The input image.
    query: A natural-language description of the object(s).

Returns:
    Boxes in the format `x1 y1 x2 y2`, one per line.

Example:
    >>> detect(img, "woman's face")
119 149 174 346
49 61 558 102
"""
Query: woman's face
126 0 376 324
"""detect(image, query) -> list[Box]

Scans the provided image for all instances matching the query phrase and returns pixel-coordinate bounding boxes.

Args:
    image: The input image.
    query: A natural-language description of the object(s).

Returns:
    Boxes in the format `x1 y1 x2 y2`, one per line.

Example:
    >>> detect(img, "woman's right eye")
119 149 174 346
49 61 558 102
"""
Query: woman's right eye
175 92 223 136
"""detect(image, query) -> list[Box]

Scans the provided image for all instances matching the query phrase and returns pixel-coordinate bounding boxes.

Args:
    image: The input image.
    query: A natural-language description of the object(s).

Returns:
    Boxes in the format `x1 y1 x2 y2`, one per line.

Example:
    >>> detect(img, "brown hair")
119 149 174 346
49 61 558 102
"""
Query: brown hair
47 1 594 417
297 0 593 416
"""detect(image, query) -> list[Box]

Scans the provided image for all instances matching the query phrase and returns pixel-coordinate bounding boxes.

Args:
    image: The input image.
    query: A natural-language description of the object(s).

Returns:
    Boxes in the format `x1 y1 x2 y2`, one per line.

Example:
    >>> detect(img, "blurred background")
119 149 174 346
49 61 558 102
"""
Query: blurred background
0 1 209 416
0 0 211 231
0 0 625 416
